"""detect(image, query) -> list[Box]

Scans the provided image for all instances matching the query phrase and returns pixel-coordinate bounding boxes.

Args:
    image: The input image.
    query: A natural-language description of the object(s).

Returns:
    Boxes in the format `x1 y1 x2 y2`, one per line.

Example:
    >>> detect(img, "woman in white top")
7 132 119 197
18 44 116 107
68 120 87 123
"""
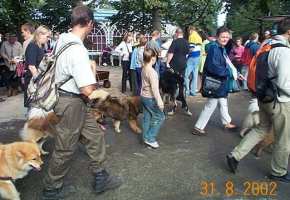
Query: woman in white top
115 32 133 93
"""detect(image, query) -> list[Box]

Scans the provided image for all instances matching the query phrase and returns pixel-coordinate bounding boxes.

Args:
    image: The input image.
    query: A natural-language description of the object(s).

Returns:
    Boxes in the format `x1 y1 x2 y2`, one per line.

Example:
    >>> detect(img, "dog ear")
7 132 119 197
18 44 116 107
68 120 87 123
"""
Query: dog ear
16 149 25 159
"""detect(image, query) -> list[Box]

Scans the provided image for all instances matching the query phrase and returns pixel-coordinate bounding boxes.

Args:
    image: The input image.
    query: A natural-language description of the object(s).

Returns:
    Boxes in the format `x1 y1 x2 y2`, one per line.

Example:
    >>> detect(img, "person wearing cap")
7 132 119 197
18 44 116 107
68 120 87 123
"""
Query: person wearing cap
0 33 23 96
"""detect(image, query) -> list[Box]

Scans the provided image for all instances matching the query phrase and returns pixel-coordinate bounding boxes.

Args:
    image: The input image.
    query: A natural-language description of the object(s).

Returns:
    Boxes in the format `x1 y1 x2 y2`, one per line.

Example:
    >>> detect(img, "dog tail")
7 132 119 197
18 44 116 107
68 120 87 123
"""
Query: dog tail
20 122 29 141
20 112 59 143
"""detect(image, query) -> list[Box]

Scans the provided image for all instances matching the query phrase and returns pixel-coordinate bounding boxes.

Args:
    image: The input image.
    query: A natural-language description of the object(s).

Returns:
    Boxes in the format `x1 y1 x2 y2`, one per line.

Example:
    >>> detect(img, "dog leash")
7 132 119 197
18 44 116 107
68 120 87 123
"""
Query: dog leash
0 176 13 181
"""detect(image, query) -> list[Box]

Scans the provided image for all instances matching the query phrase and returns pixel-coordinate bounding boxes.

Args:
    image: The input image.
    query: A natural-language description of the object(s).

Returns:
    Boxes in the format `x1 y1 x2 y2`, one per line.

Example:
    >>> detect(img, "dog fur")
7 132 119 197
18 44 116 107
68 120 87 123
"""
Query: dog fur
20 108 59 155
240 111 274 157
21 96 142 154
159 69 188 115
91 96 142 134
0 142 43 200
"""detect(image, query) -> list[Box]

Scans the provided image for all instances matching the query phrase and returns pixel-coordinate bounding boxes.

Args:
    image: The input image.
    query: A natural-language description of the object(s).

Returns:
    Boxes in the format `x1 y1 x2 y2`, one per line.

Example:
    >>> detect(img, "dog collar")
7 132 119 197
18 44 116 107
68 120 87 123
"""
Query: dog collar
0 176 13 181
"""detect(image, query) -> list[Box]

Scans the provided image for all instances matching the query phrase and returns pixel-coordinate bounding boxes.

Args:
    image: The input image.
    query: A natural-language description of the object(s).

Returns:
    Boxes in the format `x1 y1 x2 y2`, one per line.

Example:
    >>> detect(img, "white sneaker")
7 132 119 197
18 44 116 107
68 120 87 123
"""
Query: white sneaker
185 109 192 116
167 110 175 116
144 141 159 148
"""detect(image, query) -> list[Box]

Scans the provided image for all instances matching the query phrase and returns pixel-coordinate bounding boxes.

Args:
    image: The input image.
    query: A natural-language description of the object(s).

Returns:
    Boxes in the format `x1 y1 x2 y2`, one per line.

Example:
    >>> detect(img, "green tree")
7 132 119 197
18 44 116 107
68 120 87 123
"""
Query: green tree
225 0 290 37
0 0 44 34
0 0 97 35
110 0 223 33
166 0 222 33
110 0 154 32
34 0 80 32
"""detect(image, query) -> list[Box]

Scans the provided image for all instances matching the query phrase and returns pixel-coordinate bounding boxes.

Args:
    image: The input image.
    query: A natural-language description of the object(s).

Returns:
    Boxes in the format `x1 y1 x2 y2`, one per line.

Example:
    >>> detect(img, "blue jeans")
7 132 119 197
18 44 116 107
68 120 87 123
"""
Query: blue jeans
141 96 165 143
185 56 200 95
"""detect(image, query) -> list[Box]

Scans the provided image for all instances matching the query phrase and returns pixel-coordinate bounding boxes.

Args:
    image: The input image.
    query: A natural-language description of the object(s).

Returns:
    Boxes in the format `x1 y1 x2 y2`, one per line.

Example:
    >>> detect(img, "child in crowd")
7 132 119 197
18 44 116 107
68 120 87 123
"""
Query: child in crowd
141 48 165 149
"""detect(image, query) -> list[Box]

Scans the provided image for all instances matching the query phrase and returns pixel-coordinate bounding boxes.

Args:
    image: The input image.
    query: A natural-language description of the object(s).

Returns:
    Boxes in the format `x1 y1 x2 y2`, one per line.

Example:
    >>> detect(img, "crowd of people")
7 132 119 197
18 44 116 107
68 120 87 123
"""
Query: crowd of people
114 18 290 184
0 25 60 101
0 4 290 200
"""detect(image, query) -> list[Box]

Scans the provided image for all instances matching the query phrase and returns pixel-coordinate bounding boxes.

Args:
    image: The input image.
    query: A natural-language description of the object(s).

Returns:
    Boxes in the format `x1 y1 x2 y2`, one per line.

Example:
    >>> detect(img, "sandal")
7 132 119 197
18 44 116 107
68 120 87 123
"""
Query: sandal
192 127 206 136
224 123 238 131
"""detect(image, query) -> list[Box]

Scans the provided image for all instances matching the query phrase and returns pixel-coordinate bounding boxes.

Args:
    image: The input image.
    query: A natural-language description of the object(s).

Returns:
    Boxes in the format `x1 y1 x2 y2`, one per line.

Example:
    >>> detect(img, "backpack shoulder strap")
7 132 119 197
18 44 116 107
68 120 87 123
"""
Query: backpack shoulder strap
54 42 79 59
271 43 288 49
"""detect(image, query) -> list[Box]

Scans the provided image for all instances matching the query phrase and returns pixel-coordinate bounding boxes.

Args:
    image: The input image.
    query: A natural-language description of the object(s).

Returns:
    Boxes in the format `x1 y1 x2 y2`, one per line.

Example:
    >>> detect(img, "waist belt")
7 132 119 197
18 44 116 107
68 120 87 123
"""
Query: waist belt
58 89 81 98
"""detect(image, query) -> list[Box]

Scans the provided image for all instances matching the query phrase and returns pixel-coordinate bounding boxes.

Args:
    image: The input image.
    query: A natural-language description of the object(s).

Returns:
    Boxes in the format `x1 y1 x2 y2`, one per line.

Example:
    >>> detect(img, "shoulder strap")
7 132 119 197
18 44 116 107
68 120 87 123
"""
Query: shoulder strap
125 43 130 53
54 42 79 88
44 42 79 73
55 42 79 59
271 43 288 49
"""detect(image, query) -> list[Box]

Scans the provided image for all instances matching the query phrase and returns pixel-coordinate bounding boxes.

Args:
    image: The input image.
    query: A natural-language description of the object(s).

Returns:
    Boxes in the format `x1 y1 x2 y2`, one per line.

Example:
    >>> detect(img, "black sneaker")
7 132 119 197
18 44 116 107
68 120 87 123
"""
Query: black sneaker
226 154 239 174
269 172 290 183
41 187 64 200
94 170 123 194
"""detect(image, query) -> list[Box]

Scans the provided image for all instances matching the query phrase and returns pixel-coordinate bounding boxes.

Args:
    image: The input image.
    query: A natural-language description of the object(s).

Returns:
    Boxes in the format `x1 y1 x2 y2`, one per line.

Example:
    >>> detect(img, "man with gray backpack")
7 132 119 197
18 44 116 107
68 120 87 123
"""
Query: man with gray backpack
226 17 290 183
40 5 122 200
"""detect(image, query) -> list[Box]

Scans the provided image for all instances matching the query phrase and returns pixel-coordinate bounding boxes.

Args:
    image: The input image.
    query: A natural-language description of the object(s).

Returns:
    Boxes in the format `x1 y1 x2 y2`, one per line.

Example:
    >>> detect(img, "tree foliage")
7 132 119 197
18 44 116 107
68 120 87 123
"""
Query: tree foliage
110 0 154 32
0 0 97 35
34 0 81 32
110 0 223 33
225 0 290 37
0 0 43 33
167 0 221 32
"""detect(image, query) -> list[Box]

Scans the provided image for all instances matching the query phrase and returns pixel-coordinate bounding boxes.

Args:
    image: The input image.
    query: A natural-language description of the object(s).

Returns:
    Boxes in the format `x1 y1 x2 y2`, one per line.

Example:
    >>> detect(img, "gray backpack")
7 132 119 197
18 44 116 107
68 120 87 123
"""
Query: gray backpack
26 42 78 111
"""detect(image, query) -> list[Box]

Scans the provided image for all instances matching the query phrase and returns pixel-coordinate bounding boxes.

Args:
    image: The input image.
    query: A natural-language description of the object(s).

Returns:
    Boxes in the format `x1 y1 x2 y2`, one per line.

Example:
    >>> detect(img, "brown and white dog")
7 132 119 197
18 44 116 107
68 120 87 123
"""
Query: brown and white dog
20 108 59 155
21 96 142 155
91 96 142 134
20 89 111 155
0 142 43 200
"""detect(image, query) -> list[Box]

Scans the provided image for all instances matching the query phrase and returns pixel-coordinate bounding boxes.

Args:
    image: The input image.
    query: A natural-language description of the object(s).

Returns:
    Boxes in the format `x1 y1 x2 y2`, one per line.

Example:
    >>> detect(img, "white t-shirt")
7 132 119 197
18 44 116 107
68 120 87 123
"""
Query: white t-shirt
115 41 132 61
55 32 96 94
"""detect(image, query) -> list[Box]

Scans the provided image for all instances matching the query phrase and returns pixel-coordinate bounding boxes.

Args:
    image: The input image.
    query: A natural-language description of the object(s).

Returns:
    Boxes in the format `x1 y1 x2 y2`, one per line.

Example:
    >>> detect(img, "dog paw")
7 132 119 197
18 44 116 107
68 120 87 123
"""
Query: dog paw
115 128 121 133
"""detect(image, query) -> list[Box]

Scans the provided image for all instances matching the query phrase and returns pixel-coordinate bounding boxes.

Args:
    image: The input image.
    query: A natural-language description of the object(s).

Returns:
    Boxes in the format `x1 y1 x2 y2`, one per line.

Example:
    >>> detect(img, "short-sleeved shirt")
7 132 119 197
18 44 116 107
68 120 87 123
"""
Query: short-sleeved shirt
146 39 161 54
54 32 96 94
0 41 23 71
25 42 45 69
168 38 189 73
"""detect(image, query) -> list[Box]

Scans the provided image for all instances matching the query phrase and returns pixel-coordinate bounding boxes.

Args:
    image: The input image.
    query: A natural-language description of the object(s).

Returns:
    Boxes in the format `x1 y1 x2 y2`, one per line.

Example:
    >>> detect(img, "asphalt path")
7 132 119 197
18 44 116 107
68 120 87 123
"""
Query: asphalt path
0 67 289 200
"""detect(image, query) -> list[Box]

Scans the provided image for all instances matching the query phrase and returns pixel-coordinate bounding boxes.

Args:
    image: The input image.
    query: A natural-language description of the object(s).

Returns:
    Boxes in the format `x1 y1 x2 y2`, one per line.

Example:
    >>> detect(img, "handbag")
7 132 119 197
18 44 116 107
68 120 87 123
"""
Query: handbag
201 75 222 97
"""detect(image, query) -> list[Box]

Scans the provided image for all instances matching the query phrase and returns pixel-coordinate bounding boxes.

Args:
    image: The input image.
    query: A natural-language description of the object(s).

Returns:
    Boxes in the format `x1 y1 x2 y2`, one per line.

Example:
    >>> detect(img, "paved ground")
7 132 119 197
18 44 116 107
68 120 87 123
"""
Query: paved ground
0 66 289 200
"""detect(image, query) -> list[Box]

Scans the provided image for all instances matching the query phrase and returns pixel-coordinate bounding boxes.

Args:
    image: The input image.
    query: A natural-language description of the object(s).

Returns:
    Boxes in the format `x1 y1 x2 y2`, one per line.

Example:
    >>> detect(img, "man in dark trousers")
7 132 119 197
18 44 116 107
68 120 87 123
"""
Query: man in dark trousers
166 28 191 116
